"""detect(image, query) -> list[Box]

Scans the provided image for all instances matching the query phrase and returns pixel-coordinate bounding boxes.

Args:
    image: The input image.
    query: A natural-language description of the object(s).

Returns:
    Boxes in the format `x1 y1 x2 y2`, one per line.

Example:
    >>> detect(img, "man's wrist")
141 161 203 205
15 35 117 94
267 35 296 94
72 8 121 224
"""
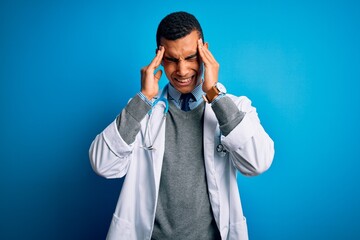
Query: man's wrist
137 92 154 107
210 93 226 105
203 82 226 103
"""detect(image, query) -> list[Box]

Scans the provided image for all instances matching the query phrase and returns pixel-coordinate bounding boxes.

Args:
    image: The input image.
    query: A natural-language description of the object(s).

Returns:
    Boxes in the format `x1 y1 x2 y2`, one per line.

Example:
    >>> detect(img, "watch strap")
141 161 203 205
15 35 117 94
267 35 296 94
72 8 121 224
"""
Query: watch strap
203 85 221 103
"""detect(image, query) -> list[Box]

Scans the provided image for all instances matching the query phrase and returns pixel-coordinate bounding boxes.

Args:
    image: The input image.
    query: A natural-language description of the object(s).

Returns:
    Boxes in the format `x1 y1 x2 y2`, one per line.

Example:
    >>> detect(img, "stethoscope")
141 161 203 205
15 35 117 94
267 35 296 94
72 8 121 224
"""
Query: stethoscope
141 86 169 151
216 131 228 157
141 84 227 157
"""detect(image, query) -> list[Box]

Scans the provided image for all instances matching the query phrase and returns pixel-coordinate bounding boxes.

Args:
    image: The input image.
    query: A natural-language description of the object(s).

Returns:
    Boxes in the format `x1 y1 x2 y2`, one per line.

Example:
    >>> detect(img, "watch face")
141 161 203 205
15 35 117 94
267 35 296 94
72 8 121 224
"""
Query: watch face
216 83 227 93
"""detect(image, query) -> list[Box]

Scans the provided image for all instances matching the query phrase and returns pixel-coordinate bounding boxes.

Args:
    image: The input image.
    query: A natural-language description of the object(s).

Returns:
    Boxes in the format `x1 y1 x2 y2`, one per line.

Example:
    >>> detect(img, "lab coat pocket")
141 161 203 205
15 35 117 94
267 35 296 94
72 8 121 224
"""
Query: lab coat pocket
229 217 248 240
106 214 132 240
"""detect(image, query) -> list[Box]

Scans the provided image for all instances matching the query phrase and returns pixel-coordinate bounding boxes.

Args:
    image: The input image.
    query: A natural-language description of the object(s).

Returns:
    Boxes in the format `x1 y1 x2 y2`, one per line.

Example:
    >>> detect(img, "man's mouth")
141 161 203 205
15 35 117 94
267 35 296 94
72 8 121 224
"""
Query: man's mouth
174 76 193 84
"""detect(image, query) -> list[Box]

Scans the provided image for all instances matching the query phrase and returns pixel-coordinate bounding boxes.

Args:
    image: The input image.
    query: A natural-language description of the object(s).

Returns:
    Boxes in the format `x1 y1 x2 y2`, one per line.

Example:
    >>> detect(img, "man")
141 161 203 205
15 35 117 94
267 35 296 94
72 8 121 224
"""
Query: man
89 11 274 240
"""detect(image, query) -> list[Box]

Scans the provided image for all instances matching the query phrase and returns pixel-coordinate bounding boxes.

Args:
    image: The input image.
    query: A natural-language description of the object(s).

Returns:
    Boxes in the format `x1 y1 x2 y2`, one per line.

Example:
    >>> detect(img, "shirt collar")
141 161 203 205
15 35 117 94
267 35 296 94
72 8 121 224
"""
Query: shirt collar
168 83 204 103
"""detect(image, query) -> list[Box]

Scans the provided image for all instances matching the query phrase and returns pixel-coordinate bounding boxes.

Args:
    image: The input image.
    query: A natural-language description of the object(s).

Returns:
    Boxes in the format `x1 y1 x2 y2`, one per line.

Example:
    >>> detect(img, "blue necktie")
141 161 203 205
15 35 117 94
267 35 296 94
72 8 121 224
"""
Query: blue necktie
180 93 194 112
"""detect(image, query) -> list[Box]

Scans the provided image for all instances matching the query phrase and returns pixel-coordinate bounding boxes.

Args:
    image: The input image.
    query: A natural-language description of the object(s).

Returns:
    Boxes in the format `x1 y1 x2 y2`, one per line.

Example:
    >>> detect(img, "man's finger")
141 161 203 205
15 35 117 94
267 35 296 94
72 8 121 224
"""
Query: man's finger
154 69 163 82
149 46 165 70
198 40 215 64
198 39 209 63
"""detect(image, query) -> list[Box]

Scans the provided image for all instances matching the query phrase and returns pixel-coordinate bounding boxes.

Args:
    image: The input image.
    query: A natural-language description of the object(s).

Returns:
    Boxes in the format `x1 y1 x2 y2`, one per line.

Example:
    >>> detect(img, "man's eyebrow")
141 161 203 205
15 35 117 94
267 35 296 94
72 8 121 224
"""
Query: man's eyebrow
184 52 198 60
164 56 179 62
164 52 198 62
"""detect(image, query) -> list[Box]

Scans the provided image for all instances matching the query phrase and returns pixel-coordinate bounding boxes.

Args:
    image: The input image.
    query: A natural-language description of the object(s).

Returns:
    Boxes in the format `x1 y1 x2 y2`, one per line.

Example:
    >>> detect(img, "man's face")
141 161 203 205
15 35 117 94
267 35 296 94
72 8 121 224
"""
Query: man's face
160 30 205 94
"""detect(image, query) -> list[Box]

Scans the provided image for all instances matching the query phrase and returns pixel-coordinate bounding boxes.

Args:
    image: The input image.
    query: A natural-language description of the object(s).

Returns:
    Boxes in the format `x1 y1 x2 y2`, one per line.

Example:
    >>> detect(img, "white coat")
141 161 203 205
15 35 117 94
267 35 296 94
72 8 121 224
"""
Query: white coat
89 88 274 240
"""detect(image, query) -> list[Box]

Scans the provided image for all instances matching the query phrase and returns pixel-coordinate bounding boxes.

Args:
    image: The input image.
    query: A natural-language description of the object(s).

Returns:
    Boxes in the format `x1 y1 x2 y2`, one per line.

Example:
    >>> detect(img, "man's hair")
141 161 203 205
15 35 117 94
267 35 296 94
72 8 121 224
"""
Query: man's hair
156 11 204 48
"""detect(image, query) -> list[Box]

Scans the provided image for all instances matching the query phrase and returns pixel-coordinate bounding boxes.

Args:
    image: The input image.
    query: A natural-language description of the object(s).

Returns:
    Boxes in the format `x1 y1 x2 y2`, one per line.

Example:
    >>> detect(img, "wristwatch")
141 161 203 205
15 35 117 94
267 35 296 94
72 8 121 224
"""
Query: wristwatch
203 82 226 103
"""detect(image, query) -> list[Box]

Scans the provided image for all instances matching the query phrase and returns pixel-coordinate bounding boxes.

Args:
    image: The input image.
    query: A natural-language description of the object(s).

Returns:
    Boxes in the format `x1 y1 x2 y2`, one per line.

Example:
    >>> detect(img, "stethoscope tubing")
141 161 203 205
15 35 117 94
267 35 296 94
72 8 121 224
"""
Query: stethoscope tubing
142 84 227 156
142 85 169 150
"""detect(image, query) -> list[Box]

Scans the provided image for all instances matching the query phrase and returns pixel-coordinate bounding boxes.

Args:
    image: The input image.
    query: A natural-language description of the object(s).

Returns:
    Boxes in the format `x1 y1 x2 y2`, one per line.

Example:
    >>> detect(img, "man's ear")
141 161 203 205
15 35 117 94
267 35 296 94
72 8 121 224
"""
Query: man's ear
204 42 209 49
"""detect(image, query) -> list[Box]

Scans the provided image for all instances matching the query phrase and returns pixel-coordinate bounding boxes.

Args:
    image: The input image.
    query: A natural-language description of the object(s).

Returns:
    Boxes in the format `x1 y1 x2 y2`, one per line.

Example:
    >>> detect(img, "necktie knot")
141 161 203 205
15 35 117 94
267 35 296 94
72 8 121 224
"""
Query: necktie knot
180 93 194 112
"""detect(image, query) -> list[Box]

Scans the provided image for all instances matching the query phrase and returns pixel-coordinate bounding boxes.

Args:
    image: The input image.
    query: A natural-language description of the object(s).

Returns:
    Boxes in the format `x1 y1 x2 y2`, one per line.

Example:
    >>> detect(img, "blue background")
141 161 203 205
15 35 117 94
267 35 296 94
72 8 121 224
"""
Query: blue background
1 0 360 239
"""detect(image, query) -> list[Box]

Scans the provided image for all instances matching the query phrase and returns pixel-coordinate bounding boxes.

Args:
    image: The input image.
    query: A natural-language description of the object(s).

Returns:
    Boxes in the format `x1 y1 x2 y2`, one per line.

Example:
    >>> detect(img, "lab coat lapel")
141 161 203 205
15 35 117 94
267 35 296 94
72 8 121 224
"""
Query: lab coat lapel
203 103 221 224
149 91 168 193
203 102 218 166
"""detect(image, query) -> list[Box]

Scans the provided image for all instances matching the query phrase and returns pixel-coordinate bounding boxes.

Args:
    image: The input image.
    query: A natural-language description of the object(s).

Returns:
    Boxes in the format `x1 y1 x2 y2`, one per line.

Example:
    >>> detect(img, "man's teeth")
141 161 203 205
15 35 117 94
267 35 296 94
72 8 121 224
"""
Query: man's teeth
176 77 192 83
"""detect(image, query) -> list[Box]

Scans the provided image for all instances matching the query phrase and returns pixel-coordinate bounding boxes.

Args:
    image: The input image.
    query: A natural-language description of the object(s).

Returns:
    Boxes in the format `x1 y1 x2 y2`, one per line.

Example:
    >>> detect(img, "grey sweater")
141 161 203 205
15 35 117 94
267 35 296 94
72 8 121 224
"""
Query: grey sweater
151 101 220 240
116 94 244 239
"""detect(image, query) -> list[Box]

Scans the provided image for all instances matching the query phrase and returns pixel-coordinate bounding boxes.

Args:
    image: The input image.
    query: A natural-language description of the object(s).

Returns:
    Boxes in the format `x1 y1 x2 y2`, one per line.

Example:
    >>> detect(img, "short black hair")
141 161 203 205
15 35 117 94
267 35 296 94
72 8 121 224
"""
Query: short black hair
156 11 204 48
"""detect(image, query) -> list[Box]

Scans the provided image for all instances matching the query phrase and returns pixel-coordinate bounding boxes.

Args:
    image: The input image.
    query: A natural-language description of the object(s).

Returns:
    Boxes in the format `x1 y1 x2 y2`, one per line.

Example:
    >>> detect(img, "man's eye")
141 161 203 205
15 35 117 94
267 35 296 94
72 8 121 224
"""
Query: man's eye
185 54 198 62
187 56 198 62
164 58 178 63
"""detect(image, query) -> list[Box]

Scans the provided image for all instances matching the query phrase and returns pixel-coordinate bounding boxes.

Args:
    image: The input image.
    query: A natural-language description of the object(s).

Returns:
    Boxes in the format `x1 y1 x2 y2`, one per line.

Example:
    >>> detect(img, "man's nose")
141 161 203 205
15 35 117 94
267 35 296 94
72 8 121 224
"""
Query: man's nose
176 60 189 76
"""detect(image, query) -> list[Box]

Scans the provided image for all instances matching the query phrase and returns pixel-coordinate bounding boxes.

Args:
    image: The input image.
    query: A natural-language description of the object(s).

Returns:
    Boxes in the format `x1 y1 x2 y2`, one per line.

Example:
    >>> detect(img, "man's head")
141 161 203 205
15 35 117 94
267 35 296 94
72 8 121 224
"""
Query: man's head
156 11 204 49
156 12 206 94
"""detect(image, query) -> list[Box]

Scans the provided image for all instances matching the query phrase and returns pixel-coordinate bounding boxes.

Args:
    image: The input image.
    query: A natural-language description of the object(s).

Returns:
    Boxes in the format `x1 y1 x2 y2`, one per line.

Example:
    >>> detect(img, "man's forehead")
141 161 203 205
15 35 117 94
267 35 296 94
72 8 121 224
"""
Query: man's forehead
164 47 197 58
162 41 198 57
160 31 200 57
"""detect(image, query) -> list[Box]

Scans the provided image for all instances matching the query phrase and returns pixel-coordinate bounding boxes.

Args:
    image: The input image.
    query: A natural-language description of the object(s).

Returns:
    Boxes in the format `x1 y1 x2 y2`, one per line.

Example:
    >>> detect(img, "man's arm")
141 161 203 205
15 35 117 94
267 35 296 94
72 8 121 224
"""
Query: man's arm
89 47 165 178
116 93 151 145
197 39 274 176
211 96 245 136
218 95 274 176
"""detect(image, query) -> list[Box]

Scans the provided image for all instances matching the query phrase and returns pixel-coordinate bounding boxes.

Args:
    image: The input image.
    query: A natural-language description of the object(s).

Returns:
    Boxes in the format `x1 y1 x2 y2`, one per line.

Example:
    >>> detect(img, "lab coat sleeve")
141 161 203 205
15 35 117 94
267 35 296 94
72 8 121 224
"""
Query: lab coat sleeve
89 95 151 179
89 119 134 179
221 96 275 176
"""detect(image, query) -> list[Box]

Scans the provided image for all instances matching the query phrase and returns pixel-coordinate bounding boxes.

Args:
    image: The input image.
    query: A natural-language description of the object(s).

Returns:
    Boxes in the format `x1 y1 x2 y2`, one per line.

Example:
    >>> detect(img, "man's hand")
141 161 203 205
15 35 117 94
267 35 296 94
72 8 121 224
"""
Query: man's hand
197 39 219 93
140 46 165 100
